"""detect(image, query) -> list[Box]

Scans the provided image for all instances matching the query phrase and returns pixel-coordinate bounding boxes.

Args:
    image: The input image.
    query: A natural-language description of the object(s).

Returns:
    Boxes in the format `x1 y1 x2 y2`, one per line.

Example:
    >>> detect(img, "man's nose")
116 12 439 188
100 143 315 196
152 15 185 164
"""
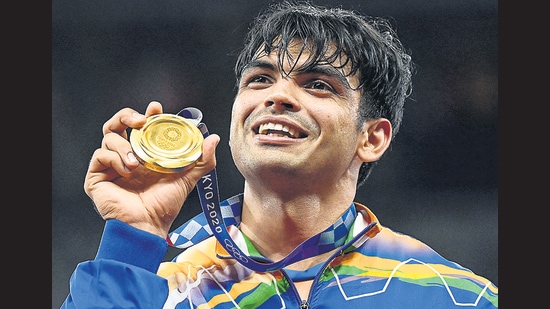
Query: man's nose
263 79 301 112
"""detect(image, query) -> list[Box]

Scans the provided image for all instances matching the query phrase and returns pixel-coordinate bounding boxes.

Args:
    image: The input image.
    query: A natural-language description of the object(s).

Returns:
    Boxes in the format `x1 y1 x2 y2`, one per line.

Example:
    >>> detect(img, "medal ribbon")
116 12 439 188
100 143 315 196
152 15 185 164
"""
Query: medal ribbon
168 108 357 272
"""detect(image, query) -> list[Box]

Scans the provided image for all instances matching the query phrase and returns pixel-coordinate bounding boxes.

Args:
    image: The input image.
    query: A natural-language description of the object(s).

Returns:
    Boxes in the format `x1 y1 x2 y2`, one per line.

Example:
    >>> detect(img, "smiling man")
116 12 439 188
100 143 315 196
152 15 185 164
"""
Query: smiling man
61 2 498 308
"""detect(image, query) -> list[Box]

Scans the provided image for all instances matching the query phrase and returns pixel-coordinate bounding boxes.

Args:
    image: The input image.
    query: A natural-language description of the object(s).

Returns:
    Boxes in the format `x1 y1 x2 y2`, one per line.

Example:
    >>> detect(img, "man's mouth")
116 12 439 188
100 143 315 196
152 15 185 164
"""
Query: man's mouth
256 122 306 138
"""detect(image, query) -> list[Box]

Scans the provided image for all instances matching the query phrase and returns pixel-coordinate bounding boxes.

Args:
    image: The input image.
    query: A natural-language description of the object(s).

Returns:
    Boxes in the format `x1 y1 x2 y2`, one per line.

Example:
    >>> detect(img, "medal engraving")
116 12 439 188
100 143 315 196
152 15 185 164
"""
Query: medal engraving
130 113 204 173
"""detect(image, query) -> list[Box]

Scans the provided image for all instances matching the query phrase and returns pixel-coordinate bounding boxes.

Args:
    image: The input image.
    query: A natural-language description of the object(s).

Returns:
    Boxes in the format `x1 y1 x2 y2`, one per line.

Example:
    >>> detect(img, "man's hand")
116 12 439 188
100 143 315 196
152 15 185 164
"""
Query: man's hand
84 101 220 238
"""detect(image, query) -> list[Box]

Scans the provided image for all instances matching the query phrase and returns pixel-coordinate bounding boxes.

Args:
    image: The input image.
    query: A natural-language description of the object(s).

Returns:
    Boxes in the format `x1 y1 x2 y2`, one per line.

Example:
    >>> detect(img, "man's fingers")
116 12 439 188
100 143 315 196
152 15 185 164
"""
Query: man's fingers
87 148 134 178
100 101 164 137
144 101 163 117
101 107 147 137
87 132 141 182
104 132 140 168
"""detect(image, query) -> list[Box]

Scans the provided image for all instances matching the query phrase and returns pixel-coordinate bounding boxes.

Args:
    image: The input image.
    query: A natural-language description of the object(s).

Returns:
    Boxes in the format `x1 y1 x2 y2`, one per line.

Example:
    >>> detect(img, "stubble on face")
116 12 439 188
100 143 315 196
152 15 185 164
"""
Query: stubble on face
229 40 363 188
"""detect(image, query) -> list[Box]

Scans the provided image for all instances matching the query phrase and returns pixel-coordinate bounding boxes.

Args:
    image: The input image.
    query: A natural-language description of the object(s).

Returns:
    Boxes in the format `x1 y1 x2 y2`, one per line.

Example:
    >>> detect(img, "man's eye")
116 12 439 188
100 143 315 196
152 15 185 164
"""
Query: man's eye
240 74 272 90
249 75 268 83
308 81 334 92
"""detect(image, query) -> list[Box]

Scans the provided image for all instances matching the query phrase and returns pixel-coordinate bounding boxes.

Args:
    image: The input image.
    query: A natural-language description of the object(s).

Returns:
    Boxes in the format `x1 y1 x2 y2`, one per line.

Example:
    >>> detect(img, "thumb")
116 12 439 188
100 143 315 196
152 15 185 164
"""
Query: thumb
198 133 220 172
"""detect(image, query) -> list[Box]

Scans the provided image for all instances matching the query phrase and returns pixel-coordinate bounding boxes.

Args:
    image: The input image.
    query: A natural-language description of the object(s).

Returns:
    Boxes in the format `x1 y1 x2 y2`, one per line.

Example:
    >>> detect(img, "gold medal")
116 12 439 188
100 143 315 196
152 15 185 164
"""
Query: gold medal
129 113 203 173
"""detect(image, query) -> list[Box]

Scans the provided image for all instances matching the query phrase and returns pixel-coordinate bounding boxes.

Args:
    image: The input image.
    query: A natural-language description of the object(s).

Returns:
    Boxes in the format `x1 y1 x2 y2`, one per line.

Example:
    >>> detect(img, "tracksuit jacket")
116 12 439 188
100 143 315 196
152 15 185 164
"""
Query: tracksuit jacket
61 197 498 308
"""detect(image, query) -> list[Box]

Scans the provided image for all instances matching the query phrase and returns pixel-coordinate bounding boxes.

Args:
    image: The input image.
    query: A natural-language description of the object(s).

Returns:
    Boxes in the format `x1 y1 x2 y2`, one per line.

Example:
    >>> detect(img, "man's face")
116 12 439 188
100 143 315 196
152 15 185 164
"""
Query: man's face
229 41 364 187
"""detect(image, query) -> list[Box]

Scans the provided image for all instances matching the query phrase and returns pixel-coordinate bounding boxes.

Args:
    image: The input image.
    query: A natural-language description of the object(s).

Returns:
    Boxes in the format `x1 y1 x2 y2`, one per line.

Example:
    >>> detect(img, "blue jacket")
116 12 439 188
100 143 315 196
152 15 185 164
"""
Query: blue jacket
61 199 498 308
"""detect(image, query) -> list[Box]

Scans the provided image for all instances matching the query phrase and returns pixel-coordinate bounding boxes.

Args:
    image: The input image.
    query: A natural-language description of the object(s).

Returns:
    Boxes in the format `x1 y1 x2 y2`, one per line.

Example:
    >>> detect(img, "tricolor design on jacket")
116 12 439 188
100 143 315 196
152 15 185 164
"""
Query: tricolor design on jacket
61 194 498 308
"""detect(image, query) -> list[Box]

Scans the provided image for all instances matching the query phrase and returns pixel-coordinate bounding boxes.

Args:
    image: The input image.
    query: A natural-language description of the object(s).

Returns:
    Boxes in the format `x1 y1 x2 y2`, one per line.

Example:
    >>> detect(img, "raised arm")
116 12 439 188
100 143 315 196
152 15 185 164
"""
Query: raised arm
84 100 220 238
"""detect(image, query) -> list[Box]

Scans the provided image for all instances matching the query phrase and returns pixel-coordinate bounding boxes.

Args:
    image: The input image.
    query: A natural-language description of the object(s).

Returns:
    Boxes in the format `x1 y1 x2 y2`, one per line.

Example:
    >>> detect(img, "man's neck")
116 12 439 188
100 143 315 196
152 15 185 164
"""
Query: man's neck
238 183 356 262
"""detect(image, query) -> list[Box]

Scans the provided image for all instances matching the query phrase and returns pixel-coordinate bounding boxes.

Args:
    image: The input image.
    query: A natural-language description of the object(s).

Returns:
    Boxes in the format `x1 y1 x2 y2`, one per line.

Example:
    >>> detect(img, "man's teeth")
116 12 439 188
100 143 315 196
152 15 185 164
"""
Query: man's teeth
258 122 298 138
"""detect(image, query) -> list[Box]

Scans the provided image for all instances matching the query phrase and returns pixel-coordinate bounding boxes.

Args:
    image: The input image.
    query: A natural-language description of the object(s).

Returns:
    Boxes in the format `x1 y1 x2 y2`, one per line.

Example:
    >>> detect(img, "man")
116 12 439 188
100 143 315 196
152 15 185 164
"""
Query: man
61 2 498 308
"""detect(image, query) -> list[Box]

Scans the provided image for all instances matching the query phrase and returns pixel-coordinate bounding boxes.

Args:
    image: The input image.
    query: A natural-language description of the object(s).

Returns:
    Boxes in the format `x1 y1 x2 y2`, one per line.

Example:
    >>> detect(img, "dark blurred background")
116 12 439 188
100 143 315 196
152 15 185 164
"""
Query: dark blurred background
52 1 498 307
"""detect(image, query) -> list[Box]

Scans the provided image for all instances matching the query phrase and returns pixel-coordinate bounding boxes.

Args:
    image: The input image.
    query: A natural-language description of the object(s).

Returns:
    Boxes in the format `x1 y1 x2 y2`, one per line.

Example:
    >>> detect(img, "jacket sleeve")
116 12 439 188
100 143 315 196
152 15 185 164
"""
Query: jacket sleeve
60 219 170 309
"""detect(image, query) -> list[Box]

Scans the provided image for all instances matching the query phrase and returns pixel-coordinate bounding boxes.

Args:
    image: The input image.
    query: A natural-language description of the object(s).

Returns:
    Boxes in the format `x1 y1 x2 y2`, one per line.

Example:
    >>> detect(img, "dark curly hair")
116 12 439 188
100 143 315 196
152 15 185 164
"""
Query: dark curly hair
235 1 415 187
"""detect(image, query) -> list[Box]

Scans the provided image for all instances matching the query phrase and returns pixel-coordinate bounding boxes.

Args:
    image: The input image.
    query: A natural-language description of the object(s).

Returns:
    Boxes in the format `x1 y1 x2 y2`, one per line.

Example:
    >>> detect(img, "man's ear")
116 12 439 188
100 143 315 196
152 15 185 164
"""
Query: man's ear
356 118 392 162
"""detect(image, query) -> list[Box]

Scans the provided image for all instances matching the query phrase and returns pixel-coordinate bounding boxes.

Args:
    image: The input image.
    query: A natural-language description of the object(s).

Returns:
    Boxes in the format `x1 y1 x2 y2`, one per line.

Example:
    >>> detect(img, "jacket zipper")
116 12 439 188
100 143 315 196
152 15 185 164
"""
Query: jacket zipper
295 219 377 309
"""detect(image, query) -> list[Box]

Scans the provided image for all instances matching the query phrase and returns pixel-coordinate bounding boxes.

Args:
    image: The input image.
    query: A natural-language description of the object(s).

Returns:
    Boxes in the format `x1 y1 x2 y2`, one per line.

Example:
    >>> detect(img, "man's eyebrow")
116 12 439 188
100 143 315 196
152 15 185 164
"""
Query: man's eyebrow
241 59 354 88
303 65 353 88
242 59 277 74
